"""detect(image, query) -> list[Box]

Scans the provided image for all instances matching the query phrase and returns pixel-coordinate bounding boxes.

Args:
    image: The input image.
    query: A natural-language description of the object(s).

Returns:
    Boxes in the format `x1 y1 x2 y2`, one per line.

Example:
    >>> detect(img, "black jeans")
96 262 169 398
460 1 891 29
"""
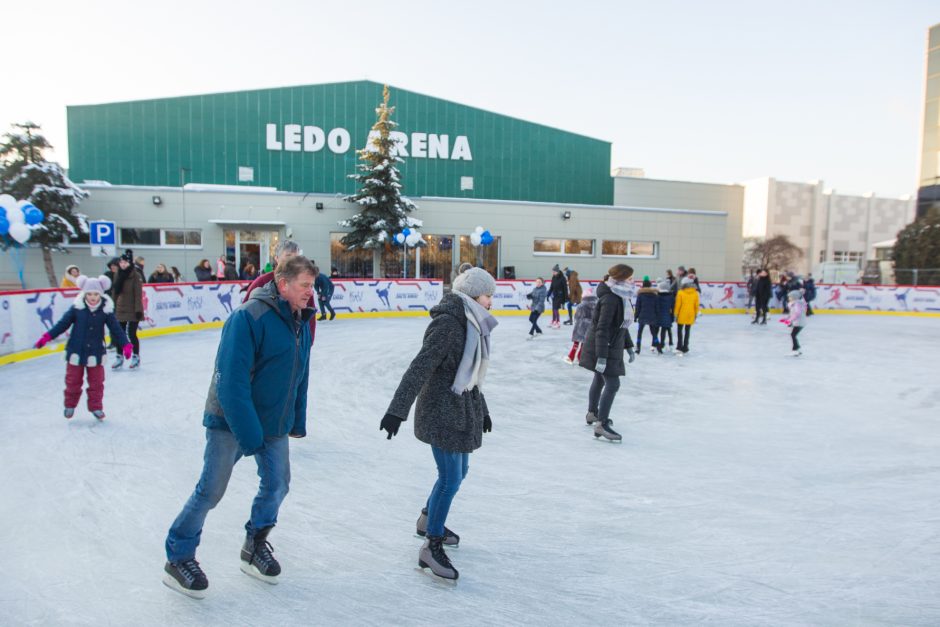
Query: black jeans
791 326 802 350
659 325 673 346
677 324 692 352
588 372 621 422
121 320 140 355
319 298 335 318
528 310 543 335
637 323 658 347
755 300 769 323
566 302 573 322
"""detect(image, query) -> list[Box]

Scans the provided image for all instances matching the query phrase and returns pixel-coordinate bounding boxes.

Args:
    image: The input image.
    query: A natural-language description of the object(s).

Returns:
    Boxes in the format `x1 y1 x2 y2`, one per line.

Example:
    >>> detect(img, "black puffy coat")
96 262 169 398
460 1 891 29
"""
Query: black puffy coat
634 287 659 325
549 273 568 305
579 282 627 377
754 276 772 305
387 293 489 453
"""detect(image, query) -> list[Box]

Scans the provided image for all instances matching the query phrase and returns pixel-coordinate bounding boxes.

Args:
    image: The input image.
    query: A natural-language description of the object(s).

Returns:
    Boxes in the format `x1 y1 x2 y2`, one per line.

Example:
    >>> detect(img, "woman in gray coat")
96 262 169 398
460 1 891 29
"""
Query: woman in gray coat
380 268 498 582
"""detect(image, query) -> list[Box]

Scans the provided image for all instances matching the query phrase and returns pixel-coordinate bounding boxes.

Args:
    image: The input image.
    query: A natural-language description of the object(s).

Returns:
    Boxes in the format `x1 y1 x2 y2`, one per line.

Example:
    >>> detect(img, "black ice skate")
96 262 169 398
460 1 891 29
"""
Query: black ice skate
585 411 598 425
418 536 458 581
594 419 622 442
163 559 209 599
416 508 460 546
240 526 281 584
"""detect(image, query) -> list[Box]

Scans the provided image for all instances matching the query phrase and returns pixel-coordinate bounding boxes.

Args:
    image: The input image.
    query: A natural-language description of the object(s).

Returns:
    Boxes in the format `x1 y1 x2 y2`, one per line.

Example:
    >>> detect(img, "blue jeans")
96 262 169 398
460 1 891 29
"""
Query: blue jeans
426 446 470 537
165 428 291 562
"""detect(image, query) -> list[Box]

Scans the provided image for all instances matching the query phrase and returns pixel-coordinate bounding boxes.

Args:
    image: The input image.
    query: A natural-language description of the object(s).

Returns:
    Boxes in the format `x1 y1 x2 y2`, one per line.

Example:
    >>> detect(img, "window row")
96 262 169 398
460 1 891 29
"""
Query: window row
533 238 658 258
66 228 203 248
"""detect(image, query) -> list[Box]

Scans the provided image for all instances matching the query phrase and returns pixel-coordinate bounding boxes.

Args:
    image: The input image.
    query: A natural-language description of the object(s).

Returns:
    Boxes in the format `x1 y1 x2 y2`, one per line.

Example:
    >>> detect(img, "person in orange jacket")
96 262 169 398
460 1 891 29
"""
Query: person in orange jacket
673 277 700 355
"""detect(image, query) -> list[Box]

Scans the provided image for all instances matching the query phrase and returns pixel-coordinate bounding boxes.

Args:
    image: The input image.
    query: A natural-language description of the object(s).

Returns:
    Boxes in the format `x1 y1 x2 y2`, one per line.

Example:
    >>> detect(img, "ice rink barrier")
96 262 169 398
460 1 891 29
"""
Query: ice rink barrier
2 279 938 361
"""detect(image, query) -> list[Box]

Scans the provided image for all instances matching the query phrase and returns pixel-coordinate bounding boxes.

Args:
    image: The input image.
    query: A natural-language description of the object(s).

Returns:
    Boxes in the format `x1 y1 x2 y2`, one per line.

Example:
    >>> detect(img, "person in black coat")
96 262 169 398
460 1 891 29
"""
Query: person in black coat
580 263 633 442
634 277 660 354
381 268 498 581
548 264 568 329
803 274 816 316
753 269 772 324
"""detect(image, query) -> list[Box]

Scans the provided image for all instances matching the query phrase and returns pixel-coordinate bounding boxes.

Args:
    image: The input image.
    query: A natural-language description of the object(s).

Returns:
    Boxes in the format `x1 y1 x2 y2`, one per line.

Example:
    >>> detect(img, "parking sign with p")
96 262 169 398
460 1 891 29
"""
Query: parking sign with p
89 221 117 257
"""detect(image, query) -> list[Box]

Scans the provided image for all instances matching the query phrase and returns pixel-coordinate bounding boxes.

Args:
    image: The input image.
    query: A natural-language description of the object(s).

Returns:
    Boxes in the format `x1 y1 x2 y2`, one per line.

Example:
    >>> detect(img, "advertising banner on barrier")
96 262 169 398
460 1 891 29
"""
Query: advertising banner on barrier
2 279 939 358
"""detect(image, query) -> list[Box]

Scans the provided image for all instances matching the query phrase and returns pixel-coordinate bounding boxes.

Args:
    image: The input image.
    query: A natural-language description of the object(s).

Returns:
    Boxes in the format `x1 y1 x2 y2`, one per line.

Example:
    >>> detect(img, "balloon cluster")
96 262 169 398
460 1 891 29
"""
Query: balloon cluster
469 225 494 247
393 227 423 247
0 194 45 244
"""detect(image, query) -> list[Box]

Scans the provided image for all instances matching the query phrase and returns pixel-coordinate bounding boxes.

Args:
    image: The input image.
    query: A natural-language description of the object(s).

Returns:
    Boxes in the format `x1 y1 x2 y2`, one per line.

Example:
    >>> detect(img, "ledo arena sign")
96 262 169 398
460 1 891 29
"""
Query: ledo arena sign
265 124 472 161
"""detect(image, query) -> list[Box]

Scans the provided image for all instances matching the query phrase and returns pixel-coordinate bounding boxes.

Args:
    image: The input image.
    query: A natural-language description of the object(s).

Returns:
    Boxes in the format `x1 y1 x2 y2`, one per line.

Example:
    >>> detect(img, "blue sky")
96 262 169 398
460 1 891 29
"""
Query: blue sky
2 0 937 196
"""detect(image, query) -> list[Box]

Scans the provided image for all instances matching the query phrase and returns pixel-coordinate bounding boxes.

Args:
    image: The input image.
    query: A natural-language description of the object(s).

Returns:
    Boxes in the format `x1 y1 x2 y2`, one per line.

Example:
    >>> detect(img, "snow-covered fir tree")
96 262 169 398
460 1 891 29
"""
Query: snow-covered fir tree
340 85 420 250
0 122 89 286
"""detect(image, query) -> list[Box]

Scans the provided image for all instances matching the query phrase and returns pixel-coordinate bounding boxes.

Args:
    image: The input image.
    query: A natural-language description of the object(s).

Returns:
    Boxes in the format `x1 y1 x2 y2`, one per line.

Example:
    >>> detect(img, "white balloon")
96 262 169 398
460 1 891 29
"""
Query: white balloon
470 232 482 246
9 222 31 243
395 233 405 244
406 233 420 246
475 226 484 234
0 194 16 212
7 205 25 224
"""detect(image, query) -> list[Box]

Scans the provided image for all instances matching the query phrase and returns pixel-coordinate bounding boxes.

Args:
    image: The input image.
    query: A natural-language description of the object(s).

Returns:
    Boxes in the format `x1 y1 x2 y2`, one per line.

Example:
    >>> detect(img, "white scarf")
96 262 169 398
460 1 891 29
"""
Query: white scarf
608 279 636 328
451 292 498 394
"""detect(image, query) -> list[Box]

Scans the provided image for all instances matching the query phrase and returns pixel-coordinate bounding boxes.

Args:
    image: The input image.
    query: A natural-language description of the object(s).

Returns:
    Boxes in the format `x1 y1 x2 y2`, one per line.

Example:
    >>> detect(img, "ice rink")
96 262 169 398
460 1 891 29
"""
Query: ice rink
1 313 939 625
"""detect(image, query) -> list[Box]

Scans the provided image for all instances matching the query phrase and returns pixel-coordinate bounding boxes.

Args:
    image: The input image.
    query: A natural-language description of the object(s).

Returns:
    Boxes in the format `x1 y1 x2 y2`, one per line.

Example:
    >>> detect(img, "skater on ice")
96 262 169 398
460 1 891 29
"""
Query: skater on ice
380 267 498 582
565 268 582 325
526 277 547 339
112 250 144 370
579 264 634 442
656 278 676 353
162 256 316 598
564 286 596 364
781 289 808 356
634 276 660 355
548 264 568 329
673 277 700 354
33 275 131 420
753 269 772 325
246 240 316 335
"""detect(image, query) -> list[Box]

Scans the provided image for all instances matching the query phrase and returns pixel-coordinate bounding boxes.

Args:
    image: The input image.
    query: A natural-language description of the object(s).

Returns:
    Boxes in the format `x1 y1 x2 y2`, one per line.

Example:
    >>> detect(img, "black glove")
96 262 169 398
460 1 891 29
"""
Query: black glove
483 415 492 433
380 413 403 440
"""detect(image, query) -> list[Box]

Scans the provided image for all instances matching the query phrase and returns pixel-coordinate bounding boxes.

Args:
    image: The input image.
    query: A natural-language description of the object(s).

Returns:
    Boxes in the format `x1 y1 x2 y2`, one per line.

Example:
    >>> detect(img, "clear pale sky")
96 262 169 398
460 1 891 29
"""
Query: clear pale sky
3 0 937 197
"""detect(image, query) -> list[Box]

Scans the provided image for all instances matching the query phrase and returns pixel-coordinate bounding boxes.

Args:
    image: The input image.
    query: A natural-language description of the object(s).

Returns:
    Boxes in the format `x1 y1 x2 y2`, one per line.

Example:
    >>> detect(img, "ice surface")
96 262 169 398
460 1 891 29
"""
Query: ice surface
1 315 939 625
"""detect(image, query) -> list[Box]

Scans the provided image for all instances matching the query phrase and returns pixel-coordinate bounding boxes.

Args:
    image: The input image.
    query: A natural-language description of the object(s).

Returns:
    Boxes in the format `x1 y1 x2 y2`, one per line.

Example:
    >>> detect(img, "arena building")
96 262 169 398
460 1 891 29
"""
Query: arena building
1 80 745 287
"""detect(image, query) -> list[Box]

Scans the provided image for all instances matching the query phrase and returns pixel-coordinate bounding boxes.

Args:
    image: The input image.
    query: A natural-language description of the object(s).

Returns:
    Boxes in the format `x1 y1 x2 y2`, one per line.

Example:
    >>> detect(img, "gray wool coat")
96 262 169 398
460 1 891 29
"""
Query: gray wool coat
571 293 598 343
387 293 490 453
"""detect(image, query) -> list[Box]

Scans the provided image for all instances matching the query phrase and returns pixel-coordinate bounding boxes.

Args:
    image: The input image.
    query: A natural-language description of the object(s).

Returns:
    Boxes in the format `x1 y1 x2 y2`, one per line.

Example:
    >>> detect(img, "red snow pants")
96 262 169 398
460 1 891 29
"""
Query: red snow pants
64 364 105 411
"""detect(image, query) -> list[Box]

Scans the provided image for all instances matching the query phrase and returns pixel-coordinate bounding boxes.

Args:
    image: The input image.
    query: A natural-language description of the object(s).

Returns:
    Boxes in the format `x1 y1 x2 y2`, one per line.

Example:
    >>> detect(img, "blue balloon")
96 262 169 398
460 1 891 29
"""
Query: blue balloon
481 231 494 246
0 206 6 218
0 216 8 235
24 206 44 226
402 227 411 236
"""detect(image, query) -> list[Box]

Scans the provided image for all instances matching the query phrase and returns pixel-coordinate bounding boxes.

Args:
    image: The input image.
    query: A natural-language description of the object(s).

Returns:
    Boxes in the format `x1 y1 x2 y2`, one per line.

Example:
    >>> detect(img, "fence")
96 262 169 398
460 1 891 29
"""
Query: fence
893 269 940 286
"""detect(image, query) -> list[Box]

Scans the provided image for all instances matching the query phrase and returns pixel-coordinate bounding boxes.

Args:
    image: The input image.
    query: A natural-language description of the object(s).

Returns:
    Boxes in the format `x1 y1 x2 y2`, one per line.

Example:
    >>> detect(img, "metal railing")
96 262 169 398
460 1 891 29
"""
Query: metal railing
893 268 940 286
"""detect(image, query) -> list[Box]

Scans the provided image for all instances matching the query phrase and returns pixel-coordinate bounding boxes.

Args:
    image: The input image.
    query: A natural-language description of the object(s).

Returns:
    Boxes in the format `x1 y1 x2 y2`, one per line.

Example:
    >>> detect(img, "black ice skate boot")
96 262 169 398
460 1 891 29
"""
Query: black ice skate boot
416 508 460 547
419 536 458 581
163 558 209 599
240 526 281 583
593 419 622 442
585 411 598 425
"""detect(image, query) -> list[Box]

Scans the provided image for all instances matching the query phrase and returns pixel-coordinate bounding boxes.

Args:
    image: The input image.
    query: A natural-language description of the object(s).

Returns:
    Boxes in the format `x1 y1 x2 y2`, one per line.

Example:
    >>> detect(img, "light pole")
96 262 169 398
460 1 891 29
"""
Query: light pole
180 167 190 279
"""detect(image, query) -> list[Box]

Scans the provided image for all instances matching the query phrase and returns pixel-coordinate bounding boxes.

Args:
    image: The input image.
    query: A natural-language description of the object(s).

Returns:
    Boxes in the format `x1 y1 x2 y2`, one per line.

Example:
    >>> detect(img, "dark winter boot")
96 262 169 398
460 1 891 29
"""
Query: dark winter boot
240 526 281 583
419 536 458 581
318 314 327 321
594 419 622 442
416 508 459 547
585 411 598 425
163 558 209 599
64 407 75 419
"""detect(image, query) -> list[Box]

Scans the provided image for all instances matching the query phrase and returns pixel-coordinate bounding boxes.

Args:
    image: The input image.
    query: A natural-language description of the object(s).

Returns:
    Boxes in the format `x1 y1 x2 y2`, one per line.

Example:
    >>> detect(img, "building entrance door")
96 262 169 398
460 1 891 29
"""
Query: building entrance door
223 229 276 277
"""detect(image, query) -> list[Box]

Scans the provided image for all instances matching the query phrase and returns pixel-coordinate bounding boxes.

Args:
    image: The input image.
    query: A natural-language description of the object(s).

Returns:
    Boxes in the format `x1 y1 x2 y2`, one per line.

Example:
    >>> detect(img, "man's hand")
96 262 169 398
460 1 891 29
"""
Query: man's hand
380 413 404 440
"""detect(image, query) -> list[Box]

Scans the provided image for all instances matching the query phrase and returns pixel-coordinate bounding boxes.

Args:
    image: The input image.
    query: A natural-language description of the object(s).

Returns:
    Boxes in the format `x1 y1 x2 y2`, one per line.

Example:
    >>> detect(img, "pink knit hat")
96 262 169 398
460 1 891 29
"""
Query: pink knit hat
75 274 112 294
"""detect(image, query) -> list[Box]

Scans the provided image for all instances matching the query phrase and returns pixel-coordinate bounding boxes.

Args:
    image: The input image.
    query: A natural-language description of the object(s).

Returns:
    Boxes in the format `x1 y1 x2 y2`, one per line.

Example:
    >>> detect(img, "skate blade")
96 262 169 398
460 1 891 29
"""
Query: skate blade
240 561 279 585
162 574 206 599
594 435 623 443
416 564 458 584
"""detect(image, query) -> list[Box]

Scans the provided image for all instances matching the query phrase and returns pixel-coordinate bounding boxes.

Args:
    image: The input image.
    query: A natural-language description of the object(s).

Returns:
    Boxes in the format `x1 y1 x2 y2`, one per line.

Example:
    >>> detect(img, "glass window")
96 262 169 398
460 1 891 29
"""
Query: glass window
629 241 656 256
417 234 455 280
120 228 160 246
330 233 374 278
601 240 658 257
565 239 594 255
533 238 562 254
459 235 500 278
164 229 202 247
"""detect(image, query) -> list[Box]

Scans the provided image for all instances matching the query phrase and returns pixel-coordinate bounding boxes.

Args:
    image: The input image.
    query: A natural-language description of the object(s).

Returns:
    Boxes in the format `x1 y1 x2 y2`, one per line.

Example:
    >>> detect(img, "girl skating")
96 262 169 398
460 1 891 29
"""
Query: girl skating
526 278 547 339
781 290 807 356
565 287 596 364
34 275 131 420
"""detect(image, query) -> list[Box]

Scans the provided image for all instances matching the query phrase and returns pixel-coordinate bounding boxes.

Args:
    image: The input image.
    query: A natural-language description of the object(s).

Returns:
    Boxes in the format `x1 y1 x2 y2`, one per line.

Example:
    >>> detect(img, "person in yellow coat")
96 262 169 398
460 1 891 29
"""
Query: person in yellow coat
673 277 700 355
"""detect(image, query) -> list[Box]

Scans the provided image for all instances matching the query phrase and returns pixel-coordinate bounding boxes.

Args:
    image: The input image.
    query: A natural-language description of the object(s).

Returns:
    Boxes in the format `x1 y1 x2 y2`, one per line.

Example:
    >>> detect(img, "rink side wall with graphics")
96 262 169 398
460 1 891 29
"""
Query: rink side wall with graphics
2 280 939 365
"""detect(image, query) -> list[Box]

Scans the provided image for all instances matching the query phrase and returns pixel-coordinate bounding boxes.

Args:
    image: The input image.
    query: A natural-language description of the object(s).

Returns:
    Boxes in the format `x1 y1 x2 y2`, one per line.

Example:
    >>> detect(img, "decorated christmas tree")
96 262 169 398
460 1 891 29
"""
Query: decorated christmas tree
340 85 420 250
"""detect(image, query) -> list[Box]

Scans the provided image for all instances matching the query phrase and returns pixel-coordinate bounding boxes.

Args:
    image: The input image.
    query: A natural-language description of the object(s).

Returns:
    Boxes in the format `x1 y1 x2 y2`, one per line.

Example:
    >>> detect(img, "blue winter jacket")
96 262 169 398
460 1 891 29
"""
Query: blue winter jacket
315 273 335 300
203 281 313 455
656 291 676 327
634 288 659 325
47 294 128 367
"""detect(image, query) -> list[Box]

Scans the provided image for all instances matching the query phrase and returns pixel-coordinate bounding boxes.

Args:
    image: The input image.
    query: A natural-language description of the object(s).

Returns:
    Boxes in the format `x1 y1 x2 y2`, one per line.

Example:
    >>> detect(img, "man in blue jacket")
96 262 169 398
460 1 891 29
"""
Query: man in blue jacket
163 256 316 599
